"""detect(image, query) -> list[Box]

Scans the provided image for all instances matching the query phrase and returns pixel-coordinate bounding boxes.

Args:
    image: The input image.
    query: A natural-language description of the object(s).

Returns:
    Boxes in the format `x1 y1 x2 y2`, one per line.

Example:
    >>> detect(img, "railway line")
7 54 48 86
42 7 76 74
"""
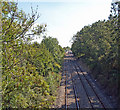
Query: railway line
63 53 113 109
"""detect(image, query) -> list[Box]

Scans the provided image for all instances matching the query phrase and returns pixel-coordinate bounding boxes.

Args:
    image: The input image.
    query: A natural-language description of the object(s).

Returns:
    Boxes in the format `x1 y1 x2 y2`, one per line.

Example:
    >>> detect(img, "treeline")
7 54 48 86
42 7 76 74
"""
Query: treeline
2 1 64 108
71 3 120 101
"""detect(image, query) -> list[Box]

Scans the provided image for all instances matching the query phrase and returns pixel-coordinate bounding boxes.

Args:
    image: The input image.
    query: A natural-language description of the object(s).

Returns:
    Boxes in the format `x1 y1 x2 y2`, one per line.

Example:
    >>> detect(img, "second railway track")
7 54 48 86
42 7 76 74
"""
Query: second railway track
63 53 113 109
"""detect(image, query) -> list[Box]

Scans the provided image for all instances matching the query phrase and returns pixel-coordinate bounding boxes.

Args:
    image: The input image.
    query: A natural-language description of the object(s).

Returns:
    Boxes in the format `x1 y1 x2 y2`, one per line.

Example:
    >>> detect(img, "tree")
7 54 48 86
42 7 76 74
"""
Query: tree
41 36 64 66
2 1 63 108
71 9 119 101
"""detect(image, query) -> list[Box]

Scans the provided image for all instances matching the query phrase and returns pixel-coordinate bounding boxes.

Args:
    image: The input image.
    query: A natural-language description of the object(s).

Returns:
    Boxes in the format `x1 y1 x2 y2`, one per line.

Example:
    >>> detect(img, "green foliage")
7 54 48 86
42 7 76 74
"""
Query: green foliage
2 1 64 108
71 3 119 98
72 19 118 72
63 46 71 51
41 36 65 68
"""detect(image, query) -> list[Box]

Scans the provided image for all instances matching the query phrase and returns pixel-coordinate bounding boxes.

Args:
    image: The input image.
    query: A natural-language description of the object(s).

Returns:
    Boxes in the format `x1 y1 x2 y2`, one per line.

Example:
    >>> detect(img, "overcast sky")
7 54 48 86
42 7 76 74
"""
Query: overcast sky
17 0 112 47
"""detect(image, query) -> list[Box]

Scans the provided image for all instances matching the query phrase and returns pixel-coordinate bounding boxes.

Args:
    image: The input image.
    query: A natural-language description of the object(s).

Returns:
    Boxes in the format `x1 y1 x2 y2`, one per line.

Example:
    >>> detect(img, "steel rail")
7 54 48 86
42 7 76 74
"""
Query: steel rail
64 61 68 110
71 61 94 109
74 61 107 109
65 70 67 110
68 60 80 110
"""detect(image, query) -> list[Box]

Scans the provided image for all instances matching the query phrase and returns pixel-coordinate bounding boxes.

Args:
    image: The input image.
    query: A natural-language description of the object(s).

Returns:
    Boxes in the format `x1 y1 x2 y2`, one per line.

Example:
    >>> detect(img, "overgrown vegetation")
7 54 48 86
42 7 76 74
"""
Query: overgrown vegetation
2 1 64 108
71 2 120 104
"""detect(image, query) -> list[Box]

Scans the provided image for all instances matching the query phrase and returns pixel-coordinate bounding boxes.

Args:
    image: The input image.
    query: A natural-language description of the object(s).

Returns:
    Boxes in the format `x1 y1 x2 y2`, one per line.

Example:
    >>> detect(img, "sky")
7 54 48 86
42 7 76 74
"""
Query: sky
17 0 112 47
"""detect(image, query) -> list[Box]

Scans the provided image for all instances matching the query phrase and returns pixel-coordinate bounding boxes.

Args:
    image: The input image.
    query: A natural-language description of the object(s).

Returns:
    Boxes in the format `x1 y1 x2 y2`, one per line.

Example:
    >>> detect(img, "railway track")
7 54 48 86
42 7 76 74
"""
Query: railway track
63 54 113 109
64 58 79 109
74 62 113 109
69 59 80 110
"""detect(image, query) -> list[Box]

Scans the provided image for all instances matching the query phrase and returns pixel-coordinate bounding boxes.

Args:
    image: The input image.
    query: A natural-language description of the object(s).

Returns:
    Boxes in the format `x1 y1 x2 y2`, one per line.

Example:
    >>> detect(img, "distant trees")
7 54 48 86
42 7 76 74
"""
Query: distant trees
2 1 64 108
41 37 64 66
63 46 71 52
71 2 119 101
